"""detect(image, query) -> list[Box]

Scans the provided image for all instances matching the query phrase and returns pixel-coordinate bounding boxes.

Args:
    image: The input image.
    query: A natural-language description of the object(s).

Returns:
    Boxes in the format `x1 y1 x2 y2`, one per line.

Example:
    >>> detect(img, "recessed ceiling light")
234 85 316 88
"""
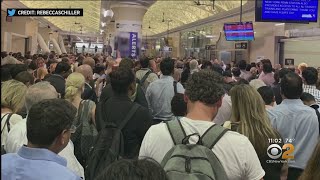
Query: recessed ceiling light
104 10 114 18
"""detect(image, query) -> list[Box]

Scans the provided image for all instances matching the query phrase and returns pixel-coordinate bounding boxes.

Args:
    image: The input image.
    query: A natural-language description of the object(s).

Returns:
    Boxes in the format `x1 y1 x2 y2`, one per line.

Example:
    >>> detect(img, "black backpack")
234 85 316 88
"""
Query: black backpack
85 103 139 180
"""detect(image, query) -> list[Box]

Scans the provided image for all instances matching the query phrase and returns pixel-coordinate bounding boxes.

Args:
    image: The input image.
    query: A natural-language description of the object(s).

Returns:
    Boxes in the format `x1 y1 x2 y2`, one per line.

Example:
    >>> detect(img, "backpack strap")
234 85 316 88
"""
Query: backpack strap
165 119 187 145
118 103 140 130
1 113 13 133
173 81 178 95
140 71 152 85
200 124 229 149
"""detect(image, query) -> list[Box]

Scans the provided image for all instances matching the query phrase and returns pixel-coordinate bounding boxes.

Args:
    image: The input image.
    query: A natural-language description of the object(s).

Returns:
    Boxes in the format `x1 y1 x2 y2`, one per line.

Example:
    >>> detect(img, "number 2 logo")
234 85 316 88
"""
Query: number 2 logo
267 144 294 159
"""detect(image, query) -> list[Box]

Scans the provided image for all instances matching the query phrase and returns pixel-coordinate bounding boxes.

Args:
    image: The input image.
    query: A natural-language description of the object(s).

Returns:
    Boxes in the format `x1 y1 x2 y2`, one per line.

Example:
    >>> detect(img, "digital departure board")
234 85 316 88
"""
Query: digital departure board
224 22 255 41
256 0 319 23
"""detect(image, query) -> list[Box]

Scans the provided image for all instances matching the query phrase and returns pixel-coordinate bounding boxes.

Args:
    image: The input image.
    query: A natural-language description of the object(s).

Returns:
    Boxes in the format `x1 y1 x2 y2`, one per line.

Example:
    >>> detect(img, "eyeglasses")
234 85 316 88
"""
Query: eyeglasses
69 125 77 134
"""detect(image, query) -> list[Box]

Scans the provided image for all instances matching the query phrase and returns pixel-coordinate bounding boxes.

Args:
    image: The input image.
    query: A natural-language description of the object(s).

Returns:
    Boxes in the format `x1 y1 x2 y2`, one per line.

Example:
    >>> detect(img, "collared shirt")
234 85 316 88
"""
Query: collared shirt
5 119 84 179
267 99 319 169
146 75 185 121
259 72 275 87
2 146 81 180
303 84 320 104
240 70 251 81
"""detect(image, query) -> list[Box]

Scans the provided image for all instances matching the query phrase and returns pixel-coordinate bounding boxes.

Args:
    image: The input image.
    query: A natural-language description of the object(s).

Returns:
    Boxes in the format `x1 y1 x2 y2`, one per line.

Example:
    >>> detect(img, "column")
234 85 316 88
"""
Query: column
110 3 148 58
25 19 39 55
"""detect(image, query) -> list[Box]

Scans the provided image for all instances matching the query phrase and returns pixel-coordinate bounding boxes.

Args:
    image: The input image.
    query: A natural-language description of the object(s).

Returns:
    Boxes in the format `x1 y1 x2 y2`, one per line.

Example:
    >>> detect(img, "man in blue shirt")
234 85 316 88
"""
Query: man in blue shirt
2 99 81 180
146 58 185 124
268 72 319 180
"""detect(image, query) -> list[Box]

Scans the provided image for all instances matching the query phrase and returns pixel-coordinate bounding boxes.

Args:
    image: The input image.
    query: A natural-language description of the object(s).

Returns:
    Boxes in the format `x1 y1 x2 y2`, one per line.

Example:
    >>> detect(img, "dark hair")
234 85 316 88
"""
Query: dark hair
232 67 241 77
94 65 106 74
27 99 76 147
250 62 256 68
1 51 8 58
171 93 187 116
140 57 150 68
281 72 303 99
257 86 274 105
15 71 34 85
28 60 38 70
223 82 235 94
212 64 223 75
119 58 134 69
42 54 48 60
261 59 271 65
263 63 273 73
61 57 69 63
185 70 224 105
223 70 232 77
110 67 135 94
54 62 71 74
1 68 12 82
48 54 55 60
279 68 293 79
302 67 318 85
238 60 247 70
95 158 168 180
225 63 231 71
236 79 249 85
274 70 280 84
201 61 212 70
10 64 28 78
300 92 316 103
160 58 174 76
246 64 252 71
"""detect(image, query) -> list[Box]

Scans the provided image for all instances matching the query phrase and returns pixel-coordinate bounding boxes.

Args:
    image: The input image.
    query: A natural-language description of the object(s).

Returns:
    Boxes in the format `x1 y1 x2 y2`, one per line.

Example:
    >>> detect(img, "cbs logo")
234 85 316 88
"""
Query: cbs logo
267 144 294 159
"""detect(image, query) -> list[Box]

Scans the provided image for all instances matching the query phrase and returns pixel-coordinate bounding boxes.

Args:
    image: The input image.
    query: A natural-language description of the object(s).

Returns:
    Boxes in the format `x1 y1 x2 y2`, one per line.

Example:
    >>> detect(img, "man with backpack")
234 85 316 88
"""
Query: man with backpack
139 70 265 180
136 57 158 94
146 58 184 124
87 67 152 180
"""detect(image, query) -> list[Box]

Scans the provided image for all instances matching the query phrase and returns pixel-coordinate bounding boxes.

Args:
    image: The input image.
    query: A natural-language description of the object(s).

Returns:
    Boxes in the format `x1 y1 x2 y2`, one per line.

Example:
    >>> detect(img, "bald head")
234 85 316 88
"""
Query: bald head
76 65 93 82
83 57 95 69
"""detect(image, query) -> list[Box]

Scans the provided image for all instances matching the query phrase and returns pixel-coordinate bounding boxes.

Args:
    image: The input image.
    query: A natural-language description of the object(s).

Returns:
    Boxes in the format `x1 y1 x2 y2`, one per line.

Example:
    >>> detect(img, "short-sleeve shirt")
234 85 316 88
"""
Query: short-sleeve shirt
139 117 265 180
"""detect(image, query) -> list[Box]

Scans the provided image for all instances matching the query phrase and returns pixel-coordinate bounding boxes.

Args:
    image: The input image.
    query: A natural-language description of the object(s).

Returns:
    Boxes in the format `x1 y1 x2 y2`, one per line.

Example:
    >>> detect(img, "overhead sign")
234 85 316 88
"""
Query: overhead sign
129 32 138 58
205 45 216 50
285 58 294 65
235 42 248 49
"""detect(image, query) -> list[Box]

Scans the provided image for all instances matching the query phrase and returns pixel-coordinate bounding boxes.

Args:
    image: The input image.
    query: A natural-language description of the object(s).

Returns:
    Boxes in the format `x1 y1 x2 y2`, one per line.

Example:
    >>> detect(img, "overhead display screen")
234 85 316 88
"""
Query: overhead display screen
256 0 319 23
224 22 255 41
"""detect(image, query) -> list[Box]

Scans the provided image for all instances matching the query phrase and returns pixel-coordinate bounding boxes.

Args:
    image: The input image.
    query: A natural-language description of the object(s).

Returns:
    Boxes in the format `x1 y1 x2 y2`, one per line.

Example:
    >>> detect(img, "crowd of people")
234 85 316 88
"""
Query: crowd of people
1 50 320 180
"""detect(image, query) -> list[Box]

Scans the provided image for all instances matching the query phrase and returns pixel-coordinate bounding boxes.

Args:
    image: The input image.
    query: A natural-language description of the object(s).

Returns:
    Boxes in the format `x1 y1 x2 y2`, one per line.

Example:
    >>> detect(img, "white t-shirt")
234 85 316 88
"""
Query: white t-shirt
1 113 23 147
139 117 265 180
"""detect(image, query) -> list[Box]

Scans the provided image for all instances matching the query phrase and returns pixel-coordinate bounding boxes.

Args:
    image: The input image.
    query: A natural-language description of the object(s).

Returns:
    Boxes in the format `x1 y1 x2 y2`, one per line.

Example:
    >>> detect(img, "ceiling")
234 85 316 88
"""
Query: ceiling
20 0 101 34
143 0 248 35
16 0 248 37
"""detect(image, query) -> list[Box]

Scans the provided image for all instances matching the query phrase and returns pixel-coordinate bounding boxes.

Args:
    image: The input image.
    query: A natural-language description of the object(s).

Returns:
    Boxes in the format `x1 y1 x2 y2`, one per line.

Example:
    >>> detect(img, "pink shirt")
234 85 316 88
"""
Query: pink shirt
259 72 275 86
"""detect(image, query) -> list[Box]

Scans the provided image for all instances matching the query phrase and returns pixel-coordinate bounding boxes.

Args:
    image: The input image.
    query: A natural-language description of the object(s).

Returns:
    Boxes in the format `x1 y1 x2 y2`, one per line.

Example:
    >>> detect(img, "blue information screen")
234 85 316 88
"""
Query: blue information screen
261 0 318 22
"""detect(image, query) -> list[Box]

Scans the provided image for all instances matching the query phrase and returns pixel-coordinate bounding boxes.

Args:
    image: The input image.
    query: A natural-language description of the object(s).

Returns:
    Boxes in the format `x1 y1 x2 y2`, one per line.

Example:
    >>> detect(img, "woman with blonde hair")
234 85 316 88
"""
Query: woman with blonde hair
225 84 283 180
299 140 320 180
65 72 97 167
1 79 27 153
35 67 48 83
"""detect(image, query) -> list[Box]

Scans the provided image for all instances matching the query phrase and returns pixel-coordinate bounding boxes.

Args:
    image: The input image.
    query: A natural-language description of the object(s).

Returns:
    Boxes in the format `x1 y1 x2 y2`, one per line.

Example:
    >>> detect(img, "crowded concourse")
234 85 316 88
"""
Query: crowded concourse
1 0 320 180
